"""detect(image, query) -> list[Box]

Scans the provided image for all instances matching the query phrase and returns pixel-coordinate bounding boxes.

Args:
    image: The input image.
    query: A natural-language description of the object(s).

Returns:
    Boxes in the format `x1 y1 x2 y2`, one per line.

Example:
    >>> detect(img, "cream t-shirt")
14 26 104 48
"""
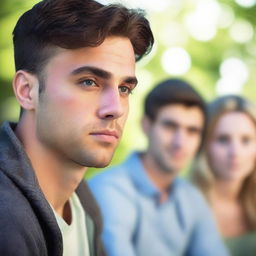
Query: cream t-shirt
53 193 90 256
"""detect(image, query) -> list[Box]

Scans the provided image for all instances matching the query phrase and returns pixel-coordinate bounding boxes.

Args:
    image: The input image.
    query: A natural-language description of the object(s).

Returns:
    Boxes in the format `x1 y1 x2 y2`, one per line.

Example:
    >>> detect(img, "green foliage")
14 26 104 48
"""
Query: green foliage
1 0 256 177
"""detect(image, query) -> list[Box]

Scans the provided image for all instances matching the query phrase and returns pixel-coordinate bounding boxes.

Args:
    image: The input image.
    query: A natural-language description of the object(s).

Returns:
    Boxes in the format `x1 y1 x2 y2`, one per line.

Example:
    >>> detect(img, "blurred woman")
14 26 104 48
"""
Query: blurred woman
191 95 256 256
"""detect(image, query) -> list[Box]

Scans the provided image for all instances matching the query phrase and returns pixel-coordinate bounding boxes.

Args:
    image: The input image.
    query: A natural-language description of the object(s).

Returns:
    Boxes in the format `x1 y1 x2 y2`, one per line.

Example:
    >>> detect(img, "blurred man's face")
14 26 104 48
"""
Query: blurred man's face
35 36 137 168
146 104 204 174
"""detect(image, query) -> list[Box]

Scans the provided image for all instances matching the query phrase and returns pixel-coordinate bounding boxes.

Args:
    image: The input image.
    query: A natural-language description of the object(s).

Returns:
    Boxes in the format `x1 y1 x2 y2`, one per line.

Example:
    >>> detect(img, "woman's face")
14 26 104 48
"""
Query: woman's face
208 111 256 182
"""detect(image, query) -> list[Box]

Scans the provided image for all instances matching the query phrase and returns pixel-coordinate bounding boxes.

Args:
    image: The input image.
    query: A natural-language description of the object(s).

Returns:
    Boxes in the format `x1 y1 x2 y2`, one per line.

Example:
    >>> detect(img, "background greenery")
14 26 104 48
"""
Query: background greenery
1 0 256 178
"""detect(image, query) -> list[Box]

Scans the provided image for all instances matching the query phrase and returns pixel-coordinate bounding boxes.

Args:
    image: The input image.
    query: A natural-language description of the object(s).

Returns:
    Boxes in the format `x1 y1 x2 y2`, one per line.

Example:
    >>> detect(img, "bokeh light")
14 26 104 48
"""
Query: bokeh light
229 19 254 43
217 4 235 28
216 58 249 95
161 47 191 75
220 58 249 84
184 0 220 41
235 0 256 8
216 77 244 95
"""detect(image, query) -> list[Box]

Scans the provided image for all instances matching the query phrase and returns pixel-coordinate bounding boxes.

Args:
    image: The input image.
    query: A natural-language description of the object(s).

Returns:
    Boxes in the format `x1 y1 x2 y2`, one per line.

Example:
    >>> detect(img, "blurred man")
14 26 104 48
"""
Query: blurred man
0 0 153 255
89 79 229 256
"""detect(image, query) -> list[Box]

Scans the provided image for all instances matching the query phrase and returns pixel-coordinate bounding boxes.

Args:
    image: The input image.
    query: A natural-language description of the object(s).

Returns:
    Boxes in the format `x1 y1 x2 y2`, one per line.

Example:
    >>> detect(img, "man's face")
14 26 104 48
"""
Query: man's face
34 37 136 168
146 104 204 174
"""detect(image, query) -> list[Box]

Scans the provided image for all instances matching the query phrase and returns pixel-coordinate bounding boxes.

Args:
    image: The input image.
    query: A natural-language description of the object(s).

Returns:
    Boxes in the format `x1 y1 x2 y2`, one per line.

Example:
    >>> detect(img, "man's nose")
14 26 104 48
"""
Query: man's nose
97 87 125 120
172 129 186 148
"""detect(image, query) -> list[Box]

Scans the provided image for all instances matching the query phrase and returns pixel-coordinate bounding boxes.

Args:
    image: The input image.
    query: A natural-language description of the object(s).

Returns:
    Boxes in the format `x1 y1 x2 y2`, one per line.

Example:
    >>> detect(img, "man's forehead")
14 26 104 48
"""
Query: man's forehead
157 104 204 127
42 38 136 79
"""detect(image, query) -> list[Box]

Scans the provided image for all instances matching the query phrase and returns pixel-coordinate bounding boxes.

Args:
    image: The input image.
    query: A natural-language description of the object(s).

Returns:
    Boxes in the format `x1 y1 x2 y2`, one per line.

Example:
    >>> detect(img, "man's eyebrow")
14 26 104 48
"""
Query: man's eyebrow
124 77 138 88
71 66 111 79
161 119 202 131
187 126 203 132
70 66 138 87
161 119 179 127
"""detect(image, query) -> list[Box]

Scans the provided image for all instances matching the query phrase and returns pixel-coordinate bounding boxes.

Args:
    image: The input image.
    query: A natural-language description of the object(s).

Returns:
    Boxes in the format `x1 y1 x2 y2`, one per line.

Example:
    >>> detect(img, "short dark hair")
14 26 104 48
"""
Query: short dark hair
144 78 206 121
13 0 154 75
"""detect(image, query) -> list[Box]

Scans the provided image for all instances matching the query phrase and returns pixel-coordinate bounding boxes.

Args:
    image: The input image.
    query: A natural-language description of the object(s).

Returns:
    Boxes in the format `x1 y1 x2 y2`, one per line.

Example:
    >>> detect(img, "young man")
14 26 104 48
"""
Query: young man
0 0 153 255
89 79 230 256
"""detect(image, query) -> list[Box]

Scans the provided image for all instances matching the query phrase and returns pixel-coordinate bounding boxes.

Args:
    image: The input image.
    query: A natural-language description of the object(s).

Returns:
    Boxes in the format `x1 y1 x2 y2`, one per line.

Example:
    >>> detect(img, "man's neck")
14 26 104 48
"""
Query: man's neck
15 119 87 220
140 152 175 203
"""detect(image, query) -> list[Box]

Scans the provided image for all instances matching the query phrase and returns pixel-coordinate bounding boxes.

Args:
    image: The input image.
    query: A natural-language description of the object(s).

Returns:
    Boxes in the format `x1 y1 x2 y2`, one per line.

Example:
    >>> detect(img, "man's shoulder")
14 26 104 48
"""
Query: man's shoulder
89 166 133 190
175 177 201 193
0 171 47 255
89 157 133 184
89 152 140 182
88 160 138 203
88 164 138 221
173 178 207 205
0 170 36 220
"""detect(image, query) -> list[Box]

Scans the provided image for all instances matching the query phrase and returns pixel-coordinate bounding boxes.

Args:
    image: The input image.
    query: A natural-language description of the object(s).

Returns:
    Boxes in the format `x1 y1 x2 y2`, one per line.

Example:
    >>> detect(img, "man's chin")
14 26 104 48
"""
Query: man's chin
160 163 181 175
90 160 111 168
73 149 115 168
82 155 113 168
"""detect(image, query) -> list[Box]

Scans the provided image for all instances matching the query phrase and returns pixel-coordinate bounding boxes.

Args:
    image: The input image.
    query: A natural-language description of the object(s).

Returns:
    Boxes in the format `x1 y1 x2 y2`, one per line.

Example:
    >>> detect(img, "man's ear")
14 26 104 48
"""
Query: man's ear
12 70 39 111
141 116 152 136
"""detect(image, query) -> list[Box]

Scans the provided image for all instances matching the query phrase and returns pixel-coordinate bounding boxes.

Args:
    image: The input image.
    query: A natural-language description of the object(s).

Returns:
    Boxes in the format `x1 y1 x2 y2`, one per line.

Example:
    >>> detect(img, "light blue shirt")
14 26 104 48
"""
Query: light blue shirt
89 152 229 256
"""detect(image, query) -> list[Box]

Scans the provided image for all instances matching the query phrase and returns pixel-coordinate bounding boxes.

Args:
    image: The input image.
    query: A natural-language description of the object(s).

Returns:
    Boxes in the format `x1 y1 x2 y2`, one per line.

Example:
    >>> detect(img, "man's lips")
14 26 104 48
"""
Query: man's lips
166 149 186 160
89 130 119 143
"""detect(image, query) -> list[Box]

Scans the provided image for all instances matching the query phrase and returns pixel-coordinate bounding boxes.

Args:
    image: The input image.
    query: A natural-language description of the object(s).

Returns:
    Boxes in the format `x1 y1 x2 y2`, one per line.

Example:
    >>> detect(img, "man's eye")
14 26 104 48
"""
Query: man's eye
119 86 132 95
160 120 176 130
79 79 97 87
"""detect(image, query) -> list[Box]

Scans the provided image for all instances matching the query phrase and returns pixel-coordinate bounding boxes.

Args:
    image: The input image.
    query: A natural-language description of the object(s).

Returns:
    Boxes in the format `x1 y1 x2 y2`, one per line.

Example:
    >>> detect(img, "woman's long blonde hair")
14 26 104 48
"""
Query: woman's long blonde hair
191 95 256 229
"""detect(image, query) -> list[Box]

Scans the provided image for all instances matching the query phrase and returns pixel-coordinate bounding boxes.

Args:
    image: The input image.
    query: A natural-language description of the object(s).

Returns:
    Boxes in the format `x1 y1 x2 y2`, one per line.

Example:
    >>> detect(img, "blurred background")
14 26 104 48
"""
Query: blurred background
1 0 256 177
